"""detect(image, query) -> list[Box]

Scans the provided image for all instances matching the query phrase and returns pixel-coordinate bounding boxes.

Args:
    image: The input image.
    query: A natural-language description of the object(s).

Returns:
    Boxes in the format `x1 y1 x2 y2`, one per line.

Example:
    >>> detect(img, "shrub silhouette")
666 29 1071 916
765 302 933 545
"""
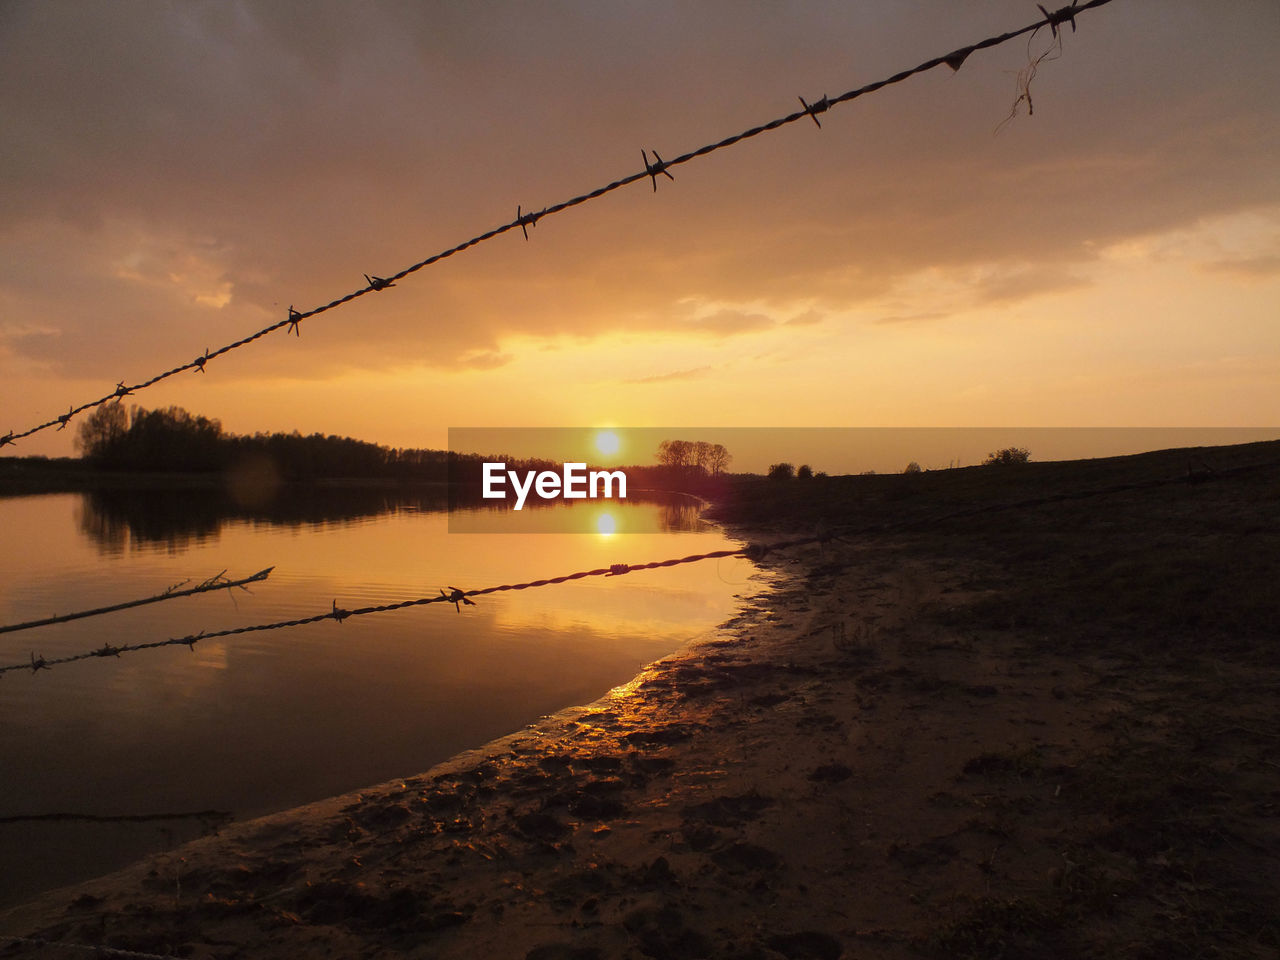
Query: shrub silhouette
767 462 795 480
983 447 1031 466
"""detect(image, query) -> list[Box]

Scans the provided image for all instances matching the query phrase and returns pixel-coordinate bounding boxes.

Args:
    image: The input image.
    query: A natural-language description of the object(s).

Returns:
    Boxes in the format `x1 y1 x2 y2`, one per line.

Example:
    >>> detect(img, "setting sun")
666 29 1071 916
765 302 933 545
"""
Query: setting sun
594 430 621 459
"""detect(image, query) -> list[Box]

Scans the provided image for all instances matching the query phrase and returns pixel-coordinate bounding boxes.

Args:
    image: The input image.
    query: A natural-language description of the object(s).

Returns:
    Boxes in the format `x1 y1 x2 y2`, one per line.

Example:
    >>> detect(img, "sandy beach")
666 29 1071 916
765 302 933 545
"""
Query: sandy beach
3 444 1278 959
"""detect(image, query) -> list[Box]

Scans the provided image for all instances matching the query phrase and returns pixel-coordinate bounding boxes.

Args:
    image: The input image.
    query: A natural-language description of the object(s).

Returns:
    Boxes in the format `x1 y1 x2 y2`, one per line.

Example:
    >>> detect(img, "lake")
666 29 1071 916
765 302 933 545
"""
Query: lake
0 488 757 906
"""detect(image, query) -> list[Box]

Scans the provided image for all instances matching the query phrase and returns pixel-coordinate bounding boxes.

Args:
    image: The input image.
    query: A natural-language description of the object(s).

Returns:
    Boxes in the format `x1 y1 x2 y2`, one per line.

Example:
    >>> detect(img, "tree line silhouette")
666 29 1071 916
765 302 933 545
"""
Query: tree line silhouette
70 405 1034 484
71 406 742 492
75 404 460 481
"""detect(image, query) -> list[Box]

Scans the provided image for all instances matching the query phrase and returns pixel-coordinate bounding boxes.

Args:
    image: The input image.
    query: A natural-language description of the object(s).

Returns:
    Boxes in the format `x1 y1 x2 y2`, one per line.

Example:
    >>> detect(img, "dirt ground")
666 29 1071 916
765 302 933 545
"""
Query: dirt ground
3 443 1277 959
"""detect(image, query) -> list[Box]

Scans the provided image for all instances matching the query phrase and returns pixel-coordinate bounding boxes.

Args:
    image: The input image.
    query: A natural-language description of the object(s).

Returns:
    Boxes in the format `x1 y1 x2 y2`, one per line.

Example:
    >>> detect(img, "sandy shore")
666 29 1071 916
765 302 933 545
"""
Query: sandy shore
2 486 1277 959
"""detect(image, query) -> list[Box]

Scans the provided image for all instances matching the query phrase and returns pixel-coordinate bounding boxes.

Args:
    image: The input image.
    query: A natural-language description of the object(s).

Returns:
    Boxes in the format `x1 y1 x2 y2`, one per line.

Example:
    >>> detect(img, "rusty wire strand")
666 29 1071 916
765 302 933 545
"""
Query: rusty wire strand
996 14 1067 131
0 567 273 637
1 1 1117 448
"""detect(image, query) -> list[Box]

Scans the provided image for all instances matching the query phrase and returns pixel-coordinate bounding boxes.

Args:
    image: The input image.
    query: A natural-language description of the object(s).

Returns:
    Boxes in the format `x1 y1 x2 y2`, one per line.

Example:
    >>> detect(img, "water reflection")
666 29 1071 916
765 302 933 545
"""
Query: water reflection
74 485 440 555
447 495 706 535
76 485 705 553
1 493 753 908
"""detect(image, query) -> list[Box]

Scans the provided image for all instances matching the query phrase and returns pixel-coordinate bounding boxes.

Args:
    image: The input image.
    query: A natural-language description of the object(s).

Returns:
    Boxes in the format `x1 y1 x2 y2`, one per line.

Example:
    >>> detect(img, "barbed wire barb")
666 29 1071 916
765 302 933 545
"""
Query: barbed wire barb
516 204 543 240
642 148 675 191
1 0 1117 446
442 586 475 612
798 95 829 128
1038 0 1081 37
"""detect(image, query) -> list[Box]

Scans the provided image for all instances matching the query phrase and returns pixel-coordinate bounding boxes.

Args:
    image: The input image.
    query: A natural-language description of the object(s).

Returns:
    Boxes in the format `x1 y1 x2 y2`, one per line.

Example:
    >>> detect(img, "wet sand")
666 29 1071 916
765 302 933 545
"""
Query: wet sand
3 456 1278 960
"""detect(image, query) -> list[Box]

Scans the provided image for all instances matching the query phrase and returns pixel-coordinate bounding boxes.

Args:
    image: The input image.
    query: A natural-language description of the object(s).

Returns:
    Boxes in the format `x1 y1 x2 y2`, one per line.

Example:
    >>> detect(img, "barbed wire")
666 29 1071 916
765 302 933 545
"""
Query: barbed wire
0 536 823 677
6 449 1273 679
0 0 1116 449
0 568 272 637
4 448 1273 680
8 449 1271 679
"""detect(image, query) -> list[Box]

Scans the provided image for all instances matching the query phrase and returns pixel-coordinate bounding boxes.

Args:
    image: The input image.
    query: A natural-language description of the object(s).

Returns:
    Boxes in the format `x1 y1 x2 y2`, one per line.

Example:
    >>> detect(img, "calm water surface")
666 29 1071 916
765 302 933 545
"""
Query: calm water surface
0 489 758 905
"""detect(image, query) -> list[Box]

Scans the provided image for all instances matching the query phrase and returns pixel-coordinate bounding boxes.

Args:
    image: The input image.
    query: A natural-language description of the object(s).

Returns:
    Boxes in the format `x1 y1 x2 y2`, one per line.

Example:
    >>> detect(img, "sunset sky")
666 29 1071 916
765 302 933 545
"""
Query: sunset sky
2 0 1277 466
